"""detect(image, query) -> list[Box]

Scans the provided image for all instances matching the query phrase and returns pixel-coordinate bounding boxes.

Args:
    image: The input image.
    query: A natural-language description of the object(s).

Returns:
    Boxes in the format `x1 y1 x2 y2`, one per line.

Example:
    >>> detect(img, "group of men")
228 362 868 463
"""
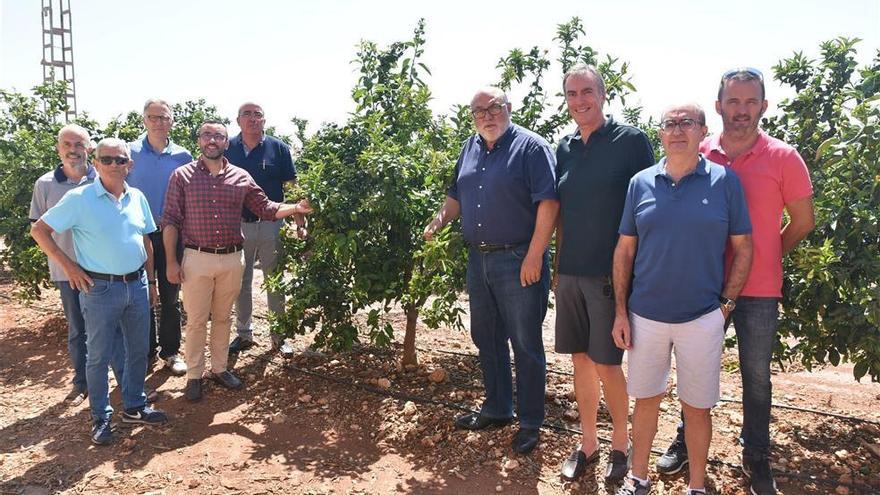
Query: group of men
424 66 813 495
29 101 311 445
29 64 813 494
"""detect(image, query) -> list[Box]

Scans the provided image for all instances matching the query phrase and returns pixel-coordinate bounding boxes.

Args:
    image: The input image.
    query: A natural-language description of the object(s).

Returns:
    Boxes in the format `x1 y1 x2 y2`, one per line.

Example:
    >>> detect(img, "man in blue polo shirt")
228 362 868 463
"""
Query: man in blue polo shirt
424 87 559 454
28 124 122 404
610 104 752 495
128 98 193 376
225 102 299 357
31 138 169 446
555 64 655 482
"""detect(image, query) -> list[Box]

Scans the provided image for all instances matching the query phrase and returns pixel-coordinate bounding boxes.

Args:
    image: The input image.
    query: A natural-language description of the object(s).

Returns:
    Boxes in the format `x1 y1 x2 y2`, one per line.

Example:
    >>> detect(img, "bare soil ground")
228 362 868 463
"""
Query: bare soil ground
1 274 879 495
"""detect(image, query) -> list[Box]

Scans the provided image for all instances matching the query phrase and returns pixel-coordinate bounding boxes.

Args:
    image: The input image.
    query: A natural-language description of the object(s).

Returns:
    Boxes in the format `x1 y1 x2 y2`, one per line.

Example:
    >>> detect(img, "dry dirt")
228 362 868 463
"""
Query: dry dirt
1 274 879 495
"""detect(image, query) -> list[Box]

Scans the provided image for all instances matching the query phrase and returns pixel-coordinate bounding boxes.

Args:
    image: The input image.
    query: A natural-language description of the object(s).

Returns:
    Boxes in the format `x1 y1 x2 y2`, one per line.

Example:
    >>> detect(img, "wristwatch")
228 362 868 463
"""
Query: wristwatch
719 296 736 312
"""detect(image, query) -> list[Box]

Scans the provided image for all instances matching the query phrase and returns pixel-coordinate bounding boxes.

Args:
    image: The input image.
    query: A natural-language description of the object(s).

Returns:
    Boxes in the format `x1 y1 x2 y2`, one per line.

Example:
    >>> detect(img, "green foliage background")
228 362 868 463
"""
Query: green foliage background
0 20 877 379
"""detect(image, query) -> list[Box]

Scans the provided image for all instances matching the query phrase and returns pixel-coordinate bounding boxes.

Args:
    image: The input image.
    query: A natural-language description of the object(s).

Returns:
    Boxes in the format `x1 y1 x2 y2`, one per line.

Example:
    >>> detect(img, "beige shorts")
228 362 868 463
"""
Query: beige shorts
626 309 724 409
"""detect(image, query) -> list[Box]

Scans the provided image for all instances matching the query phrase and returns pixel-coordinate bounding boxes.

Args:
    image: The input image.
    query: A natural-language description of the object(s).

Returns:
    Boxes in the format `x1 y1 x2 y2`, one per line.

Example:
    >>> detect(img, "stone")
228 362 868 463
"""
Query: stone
377 378 392 389
402 401 417 416
428 368 447 383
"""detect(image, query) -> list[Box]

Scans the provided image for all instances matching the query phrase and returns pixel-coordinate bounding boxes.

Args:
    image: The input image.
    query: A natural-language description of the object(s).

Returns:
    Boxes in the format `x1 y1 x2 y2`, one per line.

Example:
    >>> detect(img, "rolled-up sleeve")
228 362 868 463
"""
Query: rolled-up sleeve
527 141 558 203
243 176 281 220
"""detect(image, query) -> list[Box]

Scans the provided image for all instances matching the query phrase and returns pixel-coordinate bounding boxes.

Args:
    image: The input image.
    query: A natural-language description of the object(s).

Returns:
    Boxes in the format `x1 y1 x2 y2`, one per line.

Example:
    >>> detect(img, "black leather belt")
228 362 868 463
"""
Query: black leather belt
84 266 144 282
185 244 243 254
474 242 522 253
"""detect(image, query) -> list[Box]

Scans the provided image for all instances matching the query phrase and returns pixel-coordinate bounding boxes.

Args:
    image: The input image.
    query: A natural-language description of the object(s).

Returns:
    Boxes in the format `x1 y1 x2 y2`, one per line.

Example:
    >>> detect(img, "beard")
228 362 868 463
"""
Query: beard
70 160 88 175
202 147 224 160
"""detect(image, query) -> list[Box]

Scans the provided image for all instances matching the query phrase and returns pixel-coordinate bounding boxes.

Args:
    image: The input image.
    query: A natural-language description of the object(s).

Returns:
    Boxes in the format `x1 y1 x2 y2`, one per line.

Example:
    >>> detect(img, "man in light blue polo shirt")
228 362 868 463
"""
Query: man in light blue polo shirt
31 138 169 446
128 98 193 375
28 124 122 404
610 104 752 495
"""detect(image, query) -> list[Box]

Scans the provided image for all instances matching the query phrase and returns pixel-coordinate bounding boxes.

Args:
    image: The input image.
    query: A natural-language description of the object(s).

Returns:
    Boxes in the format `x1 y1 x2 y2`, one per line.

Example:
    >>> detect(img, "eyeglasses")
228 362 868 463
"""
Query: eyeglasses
471 102 506 120
722 67 764 82
239 110 265 120
146 115 172 123
98 155 130 166
659 119 700 132
199 133 227 141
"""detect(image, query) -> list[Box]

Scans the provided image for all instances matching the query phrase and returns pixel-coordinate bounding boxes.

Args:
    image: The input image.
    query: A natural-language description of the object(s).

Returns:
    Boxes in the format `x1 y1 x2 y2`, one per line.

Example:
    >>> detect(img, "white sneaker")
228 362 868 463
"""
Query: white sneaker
164 354 187 376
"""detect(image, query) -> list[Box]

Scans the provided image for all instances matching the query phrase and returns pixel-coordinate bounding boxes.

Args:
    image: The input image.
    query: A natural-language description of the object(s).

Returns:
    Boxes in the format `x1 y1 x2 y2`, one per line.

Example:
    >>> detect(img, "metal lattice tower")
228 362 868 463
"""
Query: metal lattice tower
41 0 77 121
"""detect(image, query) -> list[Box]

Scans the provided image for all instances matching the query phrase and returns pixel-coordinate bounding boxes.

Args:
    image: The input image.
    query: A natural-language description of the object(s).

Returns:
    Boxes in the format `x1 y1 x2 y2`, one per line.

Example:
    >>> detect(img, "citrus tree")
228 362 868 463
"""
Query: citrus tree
765 38 880 381
270 20 467 365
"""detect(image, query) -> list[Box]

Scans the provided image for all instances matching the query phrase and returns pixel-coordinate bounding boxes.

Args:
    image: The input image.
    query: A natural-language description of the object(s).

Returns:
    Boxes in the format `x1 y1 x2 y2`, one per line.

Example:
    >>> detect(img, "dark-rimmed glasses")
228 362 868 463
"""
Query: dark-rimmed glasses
471 103 506 120
199 133 227 142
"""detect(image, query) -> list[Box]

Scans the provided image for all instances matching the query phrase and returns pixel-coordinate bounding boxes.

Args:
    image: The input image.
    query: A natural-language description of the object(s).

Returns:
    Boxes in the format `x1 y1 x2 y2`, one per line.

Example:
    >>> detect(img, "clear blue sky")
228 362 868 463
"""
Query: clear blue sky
2 0 878 140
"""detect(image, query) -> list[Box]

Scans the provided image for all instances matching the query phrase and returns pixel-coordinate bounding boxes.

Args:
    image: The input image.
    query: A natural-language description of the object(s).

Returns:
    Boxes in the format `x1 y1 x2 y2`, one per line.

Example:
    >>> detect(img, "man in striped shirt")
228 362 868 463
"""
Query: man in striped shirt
161 121 312 402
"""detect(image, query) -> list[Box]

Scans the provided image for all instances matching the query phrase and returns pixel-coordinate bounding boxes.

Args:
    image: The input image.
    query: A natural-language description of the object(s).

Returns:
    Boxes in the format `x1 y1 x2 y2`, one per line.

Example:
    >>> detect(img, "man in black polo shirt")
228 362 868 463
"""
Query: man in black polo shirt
555 65 655 482
225 102 300 357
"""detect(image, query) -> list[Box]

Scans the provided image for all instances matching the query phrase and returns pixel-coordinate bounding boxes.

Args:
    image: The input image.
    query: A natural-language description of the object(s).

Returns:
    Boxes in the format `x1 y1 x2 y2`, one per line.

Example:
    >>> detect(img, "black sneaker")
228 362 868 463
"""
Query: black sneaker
742 455 777 495
228 336 255 354
656 439 689 475
91 418 115 445
122 406 168 425
616 476 651 495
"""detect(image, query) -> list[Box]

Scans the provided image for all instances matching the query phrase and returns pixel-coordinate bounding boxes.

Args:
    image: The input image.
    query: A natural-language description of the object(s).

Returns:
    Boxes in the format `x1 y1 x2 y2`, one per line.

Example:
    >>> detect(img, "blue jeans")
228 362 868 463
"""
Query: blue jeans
674 297 779 459
80 275 150 423
466 246 549 429
56 281 88 390
57 282 125 391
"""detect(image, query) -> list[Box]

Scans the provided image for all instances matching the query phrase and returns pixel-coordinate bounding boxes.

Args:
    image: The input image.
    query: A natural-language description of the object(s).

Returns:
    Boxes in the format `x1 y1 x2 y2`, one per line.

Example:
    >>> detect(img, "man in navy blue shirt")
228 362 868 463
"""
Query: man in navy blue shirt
225 103 300 357
128 99 193 376
611 104 752 495
424 87 559 455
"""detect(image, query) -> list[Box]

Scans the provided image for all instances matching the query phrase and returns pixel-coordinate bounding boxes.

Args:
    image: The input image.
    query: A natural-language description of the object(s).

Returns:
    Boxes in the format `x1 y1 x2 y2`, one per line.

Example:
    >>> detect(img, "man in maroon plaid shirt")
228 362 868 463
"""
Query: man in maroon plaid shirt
161 120 312 401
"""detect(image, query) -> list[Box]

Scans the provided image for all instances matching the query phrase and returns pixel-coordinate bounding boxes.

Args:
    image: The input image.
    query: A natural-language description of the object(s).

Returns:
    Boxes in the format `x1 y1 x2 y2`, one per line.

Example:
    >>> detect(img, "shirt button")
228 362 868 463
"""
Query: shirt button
477 204 481 208
481 168 485 171
216 230 220 234
478 185 483 189
478 223 482 227
214 215 218 218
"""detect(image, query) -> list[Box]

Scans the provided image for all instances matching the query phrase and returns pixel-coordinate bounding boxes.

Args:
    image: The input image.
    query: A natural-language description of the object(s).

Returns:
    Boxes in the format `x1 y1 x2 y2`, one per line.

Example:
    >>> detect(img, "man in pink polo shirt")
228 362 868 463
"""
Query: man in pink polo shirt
656 68 814 495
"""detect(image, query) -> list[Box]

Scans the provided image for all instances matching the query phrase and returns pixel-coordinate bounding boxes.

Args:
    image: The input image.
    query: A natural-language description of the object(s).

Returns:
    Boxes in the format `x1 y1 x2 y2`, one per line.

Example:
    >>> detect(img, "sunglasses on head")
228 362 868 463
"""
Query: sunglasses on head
98 155 130 166
722 67 764 81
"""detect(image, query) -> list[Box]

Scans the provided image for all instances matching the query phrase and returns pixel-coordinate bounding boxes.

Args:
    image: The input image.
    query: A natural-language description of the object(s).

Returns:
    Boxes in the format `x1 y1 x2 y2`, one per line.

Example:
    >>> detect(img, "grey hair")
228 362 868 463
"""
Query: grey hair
562 64 606 98
470 86 508 109
661 103 707 126
57 123 90 142
142 98 172 115
237 102 264 116
95 137 131 158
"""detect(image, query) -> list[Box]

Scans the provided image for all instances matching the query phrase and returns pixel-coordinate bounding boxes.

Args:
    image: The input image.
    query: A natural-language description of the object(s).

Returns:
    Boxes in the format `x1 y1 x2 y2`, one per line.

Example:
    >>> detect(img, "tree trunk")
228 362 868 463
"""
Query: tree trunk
401 304 419 367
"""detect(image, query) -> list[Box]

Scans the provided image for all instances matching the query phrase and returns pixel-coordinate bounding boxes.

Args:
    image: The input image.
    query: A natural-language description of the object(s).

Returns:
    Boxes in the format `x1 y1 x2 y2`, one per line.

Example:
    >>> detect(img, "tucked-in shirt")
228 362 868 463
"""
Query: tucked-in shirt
29 165 97 281
447 124 558 244
128 136 193 224
161 157 282 248
225 134 296 222
619 156 752 323
701 131 813 297
556 117 655 276
41 179 156 275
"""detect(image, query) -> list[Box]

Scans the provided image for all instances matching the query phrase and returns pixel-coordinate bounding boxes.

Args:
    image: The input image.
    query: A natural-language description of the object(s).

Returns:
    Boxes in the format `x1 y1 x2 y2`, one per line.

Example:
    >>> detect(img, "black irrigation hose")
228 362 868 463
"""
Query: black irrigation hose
420 344 880 426
4 292 880 427
273 355 869 493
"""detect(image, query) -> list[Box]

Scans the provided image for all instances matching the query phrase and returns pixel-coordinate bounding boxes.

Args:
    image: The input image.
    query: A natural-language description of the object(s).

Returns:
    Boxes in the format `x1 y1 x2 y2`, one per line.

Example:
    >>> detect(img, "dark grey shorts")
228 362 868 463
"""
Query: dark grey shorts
554 274 623 365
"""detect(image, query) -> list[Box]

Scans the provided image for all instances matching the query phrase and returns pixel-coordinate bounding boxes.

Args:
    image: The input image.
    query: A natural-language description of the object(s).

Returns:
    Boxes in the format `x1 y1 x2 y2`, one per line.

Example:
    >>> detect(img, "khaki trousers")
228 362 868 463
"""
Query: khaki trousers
181 248 244 379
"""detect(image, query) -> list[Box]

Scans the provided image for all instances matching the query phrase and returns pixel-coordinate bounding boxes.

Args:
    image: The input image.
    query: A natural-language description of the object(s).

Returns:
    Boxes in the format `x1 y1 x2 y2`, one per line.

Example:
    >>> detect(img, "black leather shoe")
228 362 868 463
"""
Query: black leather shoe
211 370 244 390
228 336 255 354
511 427 540 454
184 379 202 402
604 443 632 482
561 446 599 480
454 412 513 430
